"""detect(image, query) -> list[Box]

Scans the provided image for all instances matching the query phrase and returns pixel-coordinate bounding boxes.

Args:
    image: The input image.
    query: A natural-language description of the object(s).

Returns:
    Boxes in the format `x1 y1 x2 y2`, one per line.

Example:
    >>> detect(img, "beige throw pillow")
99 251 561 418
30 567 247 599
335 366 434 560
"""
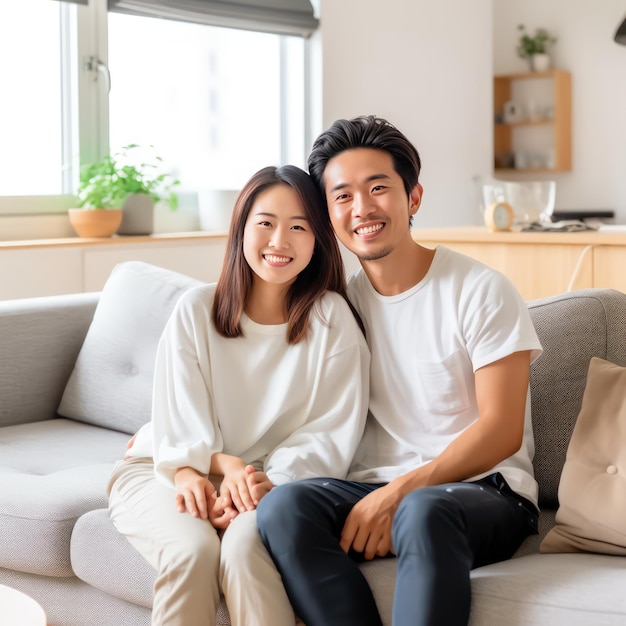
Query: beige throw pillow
540 356 626 555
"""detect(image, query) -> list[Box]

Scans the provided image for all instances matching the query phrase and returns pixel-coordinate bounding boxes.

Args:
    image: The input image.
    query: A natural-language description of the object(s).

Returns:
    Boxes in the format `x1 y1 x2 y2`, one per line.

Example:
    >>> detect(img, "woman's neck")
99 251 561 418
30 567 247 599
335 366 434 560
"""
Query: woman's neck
245 281 289 325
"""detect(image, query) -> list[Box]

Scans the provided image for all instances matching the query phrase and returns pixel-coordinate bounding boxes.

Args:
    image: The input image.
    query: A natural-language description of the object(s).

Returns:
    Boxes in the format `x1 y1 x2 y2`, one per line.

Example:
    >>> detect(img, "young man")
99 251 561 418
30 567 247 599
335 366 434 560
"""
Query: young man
256 115 543 626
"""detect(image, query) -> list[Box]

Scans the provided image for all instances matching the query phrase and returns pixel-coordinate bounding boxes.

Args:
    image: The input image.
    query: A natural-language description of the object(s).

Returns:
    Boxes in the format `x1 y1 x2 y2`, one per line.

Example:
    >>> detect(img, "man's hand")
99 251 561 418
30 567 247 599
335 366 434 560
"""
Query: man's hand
174 467 216 520
340 483 403 560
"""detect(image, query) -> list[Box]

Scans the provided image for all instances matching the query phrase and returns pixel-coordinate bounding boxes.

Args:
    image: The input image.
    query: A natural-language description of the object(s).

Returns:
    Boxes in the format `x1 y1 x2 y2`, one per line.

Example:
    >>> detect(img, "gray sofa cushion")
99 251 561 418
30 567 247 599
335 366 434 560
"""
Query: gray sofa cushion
469 552 626 625
0 419 129 576
71 508 154 608
57 261 202 435
0 292 98 428
72 509 232 624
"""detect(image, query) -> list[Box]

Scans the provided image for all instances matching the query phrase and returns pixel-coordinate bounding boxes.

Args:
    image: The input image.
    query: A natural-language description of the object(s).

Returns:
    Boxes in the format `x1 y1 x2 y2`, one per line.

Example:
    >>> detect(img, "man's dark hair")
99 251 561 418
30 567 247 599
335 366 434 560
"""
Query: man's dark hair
307 115 422 198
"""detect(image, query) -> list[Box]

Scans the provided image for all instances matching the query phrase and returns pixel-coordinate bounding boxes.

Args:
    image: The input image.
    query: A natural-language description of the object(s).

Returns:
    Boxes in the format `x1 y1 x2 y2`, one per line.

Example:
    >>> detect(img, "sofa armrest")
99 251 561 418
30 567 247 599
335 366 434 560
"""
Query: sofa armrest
0 292 99 427
527 287 626 509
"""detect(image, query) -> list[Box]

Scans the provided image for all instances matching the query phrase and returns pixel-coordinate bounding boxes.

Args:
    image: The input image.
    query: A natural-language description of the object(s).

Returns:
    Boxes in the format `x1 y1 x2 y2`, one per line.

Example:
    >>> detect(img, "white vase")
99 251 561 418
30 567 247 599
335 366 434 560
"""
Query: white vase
197 189 240 232
531 53 550 72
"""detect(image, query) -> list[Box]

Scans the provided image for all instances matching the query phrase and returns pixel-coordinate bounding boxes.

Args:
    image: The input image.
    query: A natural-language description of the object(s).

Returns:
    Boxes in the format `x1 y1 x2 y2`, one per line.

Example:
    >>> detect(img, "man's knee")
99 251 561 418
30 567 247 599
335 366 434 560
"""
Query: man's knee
257 480 320 529
392 487 463 549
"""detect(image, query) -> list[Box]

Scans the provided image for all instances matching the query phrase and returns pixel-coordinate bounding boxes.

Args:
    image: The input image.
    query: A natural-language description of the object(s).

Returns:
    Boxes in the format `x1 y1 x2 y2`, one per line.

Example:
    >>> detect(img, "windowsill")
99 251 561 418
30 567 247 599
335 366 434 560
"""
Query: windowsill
0 230 228 250
0 204 218 242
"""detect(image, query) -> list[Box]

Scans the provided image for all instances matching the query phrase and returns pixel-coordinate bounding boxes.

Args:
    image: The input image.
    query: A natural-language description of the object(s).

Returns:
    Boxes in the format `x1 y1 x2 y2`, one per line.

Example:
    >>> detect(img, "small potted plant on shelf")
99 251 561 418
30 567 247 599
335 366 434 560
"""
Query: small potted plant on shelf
69 144 180 238
516 24 557 72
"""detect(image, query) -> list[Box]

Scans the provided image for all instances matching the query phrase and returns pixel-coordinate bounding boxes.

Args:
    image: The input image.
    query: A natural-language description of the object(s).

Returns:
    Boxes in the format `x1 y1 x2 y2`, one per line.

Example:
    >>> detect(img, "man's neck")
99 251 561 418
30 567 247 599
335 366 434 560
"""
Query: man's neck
360 237 435 297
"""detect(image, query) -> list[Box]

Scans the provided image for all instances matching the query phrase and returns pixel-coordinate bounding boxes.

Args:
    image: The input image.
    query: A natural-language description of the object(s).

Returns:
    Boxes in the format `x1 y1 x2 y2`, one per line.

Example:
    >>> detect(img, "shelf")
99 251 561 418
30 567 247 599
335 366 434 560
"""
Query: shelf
493 70 571 173
495 119 554 128
495 167 566 175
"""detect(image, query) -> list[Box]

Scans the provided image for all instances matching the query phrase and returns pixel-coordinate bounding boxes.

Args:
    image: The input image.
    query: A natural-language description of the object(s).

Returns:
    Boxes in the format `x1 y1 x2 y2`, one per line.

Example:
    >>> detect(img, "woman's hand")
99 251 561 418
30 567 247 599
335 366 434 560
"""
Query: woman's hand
123 432 138 460
174 466 216 520
218 462 258 513
245 465 274 505
210 454 276 512
208 497 238 530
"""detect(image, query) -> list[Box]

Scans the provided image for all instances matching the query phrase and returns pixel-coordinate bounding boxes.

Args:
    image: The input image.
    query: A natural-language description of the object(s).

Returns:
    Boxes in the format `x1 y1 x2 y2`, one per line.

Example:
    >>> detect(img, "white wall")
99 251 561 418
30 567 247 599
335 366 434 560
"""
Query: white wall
493 0 626 223
314 0 626 228
315 0 493 228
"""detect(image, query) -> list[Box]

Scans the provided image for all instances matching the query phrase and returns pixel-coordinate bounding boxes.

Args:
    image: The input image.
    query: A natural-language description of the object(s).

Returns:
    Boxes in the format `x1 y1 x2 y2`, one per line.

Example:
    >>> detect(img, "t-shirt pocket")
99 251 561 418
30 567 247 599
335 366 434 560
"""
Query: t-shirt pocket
412 350 470 416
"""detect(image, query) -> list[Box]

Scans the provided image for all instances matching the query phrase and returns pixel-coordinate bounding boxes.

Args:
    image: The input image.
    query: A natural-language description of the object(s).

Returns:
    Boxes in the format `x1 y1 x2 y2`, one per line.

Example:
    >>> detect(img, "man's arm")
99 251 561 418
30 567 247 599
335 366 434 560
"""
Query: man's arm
340 350 532 560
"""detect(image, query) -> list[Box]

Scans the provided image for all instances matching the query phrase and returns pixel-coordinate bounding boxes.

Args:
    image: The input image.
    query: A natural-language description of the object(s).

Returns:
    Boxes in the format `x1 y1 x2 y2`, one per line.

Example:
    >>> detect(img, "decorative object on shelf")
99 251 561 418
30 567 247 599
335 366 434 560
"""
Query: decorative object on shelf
481 180 556 228
503 100 524 124
484 200 514 232
197 189 240 232
68 208 123 238
69 144 180 238
516 24 557 71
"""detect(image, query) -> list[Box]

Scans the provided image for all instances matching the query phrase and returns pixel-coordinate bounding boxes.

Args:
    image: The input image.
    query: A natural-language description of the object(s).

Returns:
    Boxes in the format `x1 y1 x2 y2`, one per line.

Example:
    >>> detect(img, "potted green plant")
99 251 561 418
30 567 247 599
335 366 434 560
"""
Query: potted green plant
69 144 180 237
516 25 557 72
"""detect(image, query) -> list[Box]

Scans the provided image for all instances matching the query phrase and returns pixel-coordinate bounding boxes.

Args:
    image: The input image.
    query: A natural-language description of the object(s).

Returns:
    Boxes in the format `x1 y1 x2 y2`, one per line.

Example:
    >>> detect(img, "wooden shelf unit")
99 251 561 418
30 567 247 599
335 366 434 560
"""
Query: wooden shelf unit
494 70 572 174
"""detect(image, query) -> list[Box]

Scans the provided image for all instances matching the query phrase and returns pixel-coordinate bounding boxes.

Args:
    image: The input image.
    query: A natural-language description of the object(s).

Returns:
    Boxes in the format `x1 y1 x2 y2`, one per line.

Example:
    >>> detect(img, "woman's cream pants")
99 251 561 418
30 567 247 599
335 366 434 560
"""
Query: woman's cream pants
108 458 296 626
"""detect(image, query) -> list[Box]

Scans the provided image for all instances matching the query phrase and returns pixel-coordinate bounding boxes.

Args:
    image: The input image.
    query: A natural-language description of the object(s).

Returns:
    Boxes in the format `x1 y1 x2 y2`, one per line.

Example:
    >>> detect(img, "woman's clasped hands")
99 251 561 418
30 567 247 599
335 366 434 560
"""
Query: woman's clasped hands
174 461 274 529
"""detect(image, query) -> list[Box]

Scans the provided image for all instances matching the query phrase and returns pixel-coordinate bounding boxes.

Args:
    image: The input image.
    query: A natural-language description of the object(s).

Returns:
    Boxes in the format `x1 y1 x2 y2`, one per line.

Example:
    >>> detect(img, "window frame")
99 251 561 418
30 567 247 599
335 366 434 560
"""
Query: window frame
0 0 312 218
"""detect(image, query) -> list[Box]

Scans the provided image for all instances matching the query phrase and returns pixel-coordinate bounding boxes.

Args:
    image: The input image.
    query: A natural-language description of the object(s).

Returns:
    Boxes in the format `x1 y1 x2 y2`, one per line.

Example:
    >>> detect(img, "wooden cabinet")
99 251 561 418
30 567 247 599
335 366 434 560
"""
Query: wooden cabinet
494 70 571 174
0 233 228 300
413 227 626 301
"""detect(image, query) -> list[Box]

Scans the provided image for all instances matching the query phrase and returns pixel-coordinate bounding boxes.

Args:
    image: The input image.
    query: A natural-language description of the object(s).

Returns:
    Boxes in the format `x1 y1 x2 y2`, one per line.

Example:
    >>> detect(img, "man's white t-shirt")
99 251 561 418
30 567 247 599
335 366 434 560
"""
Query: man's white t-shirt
346 246 543 508
127 284 370 489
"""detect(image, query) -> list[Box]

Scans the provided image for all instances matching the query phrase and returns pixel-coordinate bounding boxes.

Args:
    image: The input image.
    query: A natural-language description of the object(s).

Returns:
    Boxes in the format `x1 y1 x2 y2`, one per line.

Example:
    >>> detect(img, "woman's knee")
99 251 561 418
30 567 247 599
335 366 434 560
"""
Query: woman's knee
163 522 221 576
221 511 263 562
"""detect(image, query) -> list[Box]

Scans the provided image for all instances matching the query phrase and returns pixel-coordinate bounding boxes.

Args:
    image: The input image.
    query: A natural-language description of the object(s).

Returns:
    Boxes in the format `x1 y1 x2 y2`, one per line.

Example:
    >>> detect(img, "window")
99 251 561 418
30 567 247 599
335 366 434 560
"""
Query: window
108 14 306 192
0 0 77 198
0 0 313 221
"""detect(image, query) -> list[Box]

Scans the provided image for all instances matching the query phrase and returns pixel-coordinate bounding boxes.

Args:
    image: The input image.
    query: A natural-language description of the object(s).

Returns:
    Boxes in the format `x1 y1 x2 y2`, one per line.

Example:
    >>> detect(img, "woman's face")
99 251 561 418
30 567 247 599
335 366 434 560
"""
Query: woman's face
243 184 316 288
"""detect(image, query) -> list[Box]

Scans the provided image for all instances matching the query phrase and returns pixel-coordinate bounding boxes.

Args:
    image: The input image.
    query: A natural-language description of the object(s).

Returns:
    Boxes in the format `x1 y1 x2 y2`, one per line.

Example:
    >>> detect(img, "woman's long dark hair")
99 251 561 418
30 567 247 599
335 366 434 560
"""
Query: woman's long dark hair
212 165 353 344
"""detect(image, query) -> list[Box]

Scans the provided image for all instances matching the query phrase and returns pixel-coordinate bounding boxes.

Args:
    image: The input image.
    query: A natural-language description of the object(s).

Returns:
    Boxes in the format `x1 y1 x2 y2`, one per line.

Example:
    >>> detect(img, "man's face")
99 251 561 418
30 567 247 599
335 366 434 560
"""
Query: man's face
323 148 421 262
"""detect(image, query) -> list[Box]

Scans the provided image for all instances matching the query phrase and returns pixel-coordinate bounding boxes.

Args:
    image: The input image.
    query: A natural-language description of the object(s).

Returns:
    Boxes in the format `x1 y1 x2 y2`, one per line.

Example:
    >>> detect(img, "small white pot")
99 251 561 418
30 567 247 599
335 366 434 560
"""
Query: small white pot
531 53 550 72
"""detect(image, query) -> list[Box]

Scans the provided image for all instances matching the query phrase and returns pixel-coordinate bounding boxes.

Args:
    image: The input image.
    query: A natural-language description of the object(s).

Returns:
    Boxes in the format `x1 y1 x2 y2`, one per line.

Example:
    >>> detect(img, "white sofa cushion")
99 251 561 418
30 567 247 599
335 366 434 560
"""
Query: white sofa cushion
57 261 202 434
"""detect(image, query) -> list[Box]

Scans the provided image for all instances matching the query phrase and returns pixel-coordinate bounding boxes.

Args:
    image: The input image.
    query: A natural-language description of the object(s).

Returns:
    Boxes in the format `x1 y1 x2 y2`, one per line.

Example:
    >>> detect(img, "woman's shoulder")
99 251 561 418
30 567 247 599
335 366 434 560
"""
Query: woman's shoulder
177 282 217 306
314 291 366 340
172 283 217 322
315 290 353 316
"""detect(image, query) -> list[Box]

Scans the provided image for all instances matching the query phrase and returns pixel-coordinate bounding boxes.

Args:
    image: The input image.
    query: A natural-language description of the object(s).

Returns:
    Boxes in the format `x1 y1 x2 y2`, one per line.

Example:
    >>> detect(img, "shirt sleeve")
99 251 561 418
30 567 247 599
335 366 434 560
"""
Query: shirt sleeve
151 288 223 488
463 270 543 371
264 297 371 485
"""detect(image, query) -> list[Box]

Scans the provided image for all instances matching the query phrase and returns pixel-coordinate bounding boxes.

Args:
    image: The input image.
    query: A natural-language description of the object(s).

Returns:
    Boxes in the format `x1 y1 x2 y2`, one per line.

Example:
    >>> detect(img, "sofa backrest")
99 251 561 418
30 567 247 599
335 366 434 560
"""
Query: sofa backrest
527 288 626 509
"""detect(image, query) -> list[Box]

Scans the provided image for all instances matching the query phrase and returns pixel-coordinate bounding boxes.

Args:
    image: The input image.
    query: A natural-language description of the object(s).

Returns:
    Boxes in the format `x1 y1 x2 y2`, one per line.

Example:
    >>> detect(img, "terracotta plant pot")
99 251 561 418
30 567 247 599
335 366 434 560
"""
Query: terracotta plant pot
68 209 123 238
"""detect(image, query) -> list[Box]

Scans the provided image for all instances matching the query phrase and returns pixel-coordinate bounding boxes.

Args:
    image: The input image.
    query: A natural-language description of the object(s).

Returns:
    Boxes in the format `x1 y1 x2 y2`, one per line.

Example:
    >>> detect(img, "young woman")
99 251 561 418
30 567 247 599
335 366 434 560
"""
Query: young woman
107 165 370 626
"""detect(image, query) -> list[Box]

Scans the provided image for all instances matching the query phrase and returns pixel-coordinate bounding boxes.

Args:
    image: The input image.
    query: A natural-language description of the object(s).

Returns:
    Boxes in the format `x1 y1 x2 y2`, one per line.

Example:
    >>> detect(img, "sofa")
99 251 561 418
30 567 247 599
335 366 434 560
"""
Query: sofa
1 260 625 626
